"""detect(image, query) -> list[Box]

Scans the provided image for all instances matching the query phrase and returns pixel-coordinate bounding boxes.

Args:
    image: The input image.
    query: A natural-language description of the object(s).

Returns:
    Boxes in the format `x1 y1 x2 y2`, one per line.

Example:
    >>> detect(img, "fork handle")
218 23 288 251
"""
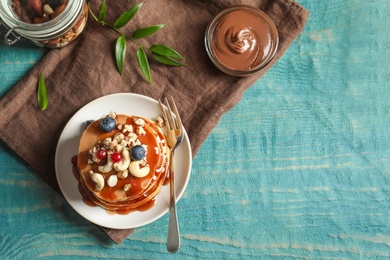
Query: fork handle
167 198 180 253
167 150 180 253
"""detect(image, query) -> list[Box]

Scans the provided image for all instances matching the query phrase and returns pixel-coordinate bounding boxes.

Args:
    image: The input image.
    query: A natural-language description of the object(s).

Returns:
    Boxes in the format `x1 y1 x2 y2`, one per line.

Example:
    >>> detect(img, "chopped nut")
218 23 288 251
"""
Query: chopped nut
103 138 112 148
155 116 164 127
114 133 125 142
109 139 118 150
124 184 131 192
122 124 133 133
127 133 138 145
116 140 129 152
89 147 101 163
134 118 145 126
136 126 146 136
117 170 129 179
140 159 148 167
116 144 124 152
107 175 118 187
109 111 117 118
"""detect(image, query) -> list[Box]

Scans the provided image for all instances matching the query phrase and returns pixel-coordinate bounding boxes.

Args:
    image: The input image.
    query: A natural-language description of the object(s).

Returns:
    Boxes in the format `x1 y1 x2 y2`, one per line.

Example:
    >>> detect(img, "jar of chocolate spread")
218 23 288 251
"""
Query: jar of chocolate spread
0 0 88 48
205 5 279 76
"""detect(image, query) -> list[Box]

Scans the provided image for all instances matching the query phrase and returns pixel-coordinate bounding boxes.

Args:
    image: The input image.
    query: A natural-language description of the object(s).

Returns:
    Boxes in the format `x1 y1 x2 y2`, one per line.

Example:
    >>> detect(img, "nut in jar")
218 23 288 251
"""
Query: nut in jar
44 2 88 48
11 0 67 24
0 0 88 48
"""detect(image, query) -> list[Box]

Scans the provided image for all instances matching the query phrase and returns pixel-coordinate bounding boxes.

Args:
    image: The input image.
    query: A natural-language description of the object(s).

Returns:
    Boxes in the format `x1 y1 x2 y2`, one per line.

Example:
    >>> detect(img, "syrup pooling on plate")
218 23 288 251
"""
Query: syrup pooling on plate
75 112 169 215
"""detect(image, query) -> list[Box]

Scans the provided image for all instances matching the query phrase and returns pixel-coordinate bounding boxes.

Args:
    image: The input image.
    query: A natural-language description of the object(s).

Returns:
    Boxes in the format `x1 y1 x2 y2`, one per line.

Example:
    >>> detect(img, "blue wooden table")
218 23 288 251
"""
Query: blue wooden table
1 1 389 258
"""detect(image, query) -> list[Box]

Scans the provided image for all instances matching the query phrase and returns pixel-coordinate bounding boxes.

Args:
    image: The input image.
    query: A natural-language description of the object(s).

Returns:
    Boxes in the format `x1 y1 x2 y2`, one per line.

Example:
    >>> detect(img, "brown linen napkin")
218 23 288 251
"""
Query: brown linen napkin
0 0 309 244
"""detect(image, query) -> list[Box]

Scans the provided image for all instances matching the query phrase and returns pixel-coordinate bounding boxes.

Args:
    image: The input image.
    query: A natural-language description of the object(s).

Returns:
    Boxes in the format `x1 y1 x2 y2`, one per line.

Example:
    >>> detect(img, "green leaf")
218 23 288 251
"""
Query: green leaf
37 72 48 110
152 53 186 67
136 48 151 84
113 3 143 29
115 35 126 75
98 0 106 21
150 44 184 60
132 24 165 39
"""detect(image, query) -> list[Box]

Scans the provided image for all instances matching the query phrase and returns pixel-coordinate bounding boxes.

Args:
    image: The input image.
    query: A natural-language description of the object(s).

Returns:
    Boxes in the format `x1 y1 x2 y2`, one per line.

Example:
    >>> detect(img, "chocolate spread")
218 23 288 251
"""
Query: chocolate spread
210 8 277 71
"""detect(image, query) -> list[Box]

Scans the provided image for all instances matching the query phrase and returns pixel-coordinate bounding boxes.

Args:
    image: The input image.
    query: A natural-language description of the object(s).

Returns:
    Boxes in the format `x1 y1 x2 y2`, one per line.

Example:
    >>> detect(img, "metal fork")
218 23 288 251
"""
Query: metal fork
158 97 184 253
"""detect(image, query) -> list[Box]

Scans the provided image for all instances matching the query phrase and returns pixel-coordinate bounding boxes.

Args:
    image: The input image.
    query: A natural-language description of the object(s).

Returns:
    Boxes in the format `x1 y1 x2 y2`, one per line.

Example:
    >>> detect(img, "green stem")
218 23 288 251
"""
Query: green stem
88 5 147 49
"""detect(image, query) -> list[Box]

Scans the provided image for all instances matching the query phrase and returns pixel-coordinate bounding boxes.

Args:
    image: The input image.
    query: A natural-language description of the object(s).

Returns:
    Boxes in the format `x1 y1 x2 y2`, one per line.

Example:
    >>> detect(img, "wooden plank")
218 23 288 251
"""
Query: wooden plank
0 0 389 258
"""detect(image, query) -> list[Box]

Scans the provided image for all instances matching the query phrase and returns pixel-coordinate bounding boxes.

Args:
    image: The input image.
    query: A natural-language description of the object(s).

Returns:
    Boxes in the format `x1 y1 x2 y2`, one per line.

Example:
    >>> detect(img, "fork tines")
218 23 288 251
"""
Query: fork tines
159 97 182 131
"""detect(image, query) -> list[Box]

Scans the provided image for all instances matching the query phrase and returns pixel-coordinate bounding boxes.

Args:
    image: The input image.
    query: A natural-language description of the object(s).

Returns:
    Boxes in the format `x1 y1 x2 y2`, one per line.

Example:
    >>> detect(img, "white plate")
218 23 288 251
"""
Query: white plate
55 93 192 229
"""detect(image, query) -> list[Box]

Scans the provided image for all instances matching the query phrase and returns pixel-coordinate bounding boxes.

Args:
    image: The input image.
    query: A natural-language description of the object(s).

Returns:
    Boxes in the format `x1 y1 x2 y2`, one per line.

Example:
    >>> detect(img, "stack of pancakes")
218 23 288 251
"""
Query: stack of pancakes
76 113 169 214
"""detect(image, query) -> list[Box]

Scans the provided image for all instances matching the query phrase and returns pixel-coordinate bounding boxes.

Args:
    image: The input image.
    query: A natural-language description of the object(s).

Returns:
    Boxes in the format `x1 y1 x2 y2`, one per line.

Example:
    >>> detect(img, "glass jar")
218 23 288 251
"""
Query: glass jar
205 5 279 76
0 0 88 48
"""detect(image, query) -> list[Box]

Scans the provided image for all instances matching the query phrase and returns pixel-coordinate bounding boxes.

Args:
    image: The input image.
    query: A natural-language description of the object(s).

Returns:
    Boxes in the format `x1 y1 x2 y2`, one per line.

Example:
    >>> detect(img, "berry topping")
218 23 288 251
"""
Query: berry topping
96 149 107 160
99 116 116 132
131 145 146 160
71 155 78 166
112 152 122 163
84 120 94 129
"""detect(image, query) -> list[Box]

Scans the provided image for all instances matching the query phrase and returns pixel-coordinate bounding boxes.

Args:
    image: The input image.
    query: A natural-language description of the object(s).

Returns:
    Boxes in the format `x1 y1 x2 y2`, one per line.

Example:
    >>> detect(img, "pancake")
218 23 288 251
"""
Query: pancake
76 112 169 214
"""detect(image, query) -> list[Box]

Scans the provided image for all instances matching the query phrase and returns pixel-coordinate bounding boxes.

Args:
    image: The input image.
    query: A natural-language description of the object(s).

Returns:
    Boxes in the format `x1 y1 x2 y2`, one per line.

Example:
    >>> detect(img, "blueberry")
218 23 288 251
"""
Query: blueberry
84 119 94 129
131 145 146 160
99 116 116 132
